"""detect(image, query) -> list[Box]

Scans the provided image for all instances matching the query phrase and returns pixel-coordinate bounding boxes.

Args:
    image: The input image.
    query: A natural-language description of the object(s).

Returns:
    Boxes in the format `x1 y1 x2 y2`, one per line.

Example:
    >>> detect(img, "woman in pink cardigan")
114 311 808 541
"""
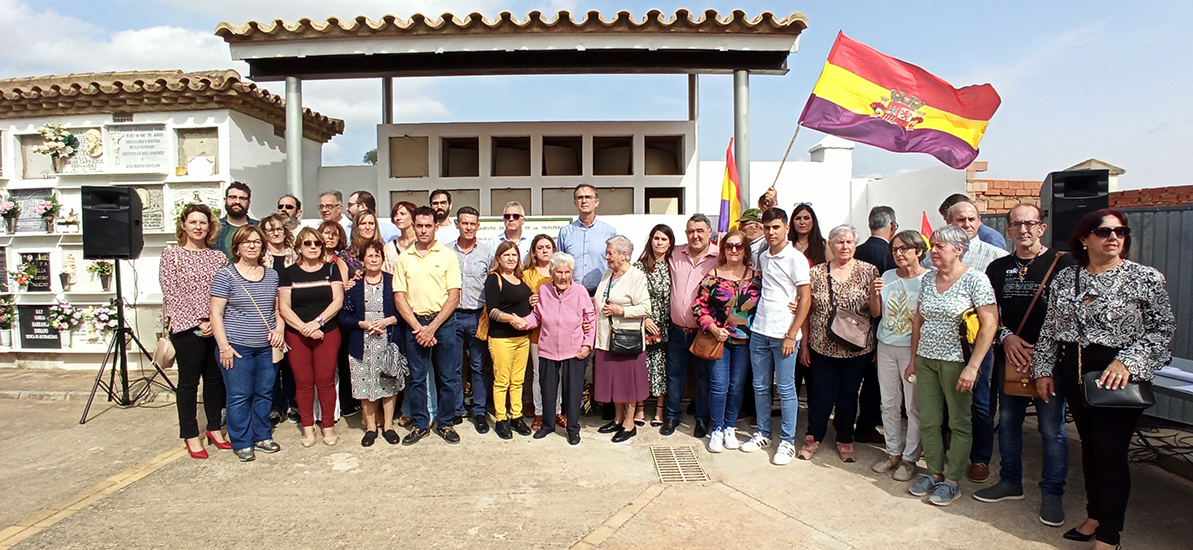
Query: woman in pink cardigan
522 252 595 445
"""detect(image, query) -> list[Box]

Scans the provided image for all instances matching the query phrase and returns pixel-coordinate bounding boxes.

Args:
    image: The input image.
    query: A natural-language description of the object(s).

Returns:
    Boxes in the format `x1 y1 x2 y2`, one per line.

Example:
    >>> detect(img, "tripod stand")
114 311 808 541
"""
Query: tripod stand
80 260 177 424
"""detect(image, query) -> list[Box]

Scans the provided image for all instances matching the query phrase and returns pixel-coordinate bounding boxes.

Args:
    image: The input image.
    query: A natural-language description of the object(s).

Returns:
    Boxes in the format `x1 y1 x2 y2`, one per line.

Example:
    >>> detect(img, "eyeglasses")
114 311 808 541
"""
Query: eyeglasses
241 240 262 247
1092 226 1130 239
722 242 745 251
226 195 249 203
891 246 916 255
266 227 285 233
1009 221 1043 230
301 240 321 247
318 204 339 211
575 195 597 202
277 204 296 210
891 222 899 231
503 213 523 220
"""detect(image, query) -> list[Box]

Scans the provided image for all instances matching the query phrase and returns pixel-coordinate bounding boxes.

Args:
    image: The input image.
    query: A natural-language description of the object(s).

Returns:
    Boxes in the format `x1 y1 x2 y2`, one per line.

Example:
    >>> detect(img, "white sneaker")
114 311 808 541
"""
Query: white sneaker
772 440 797 465
722 427 740 450
708 428 724 453
741 432 771 453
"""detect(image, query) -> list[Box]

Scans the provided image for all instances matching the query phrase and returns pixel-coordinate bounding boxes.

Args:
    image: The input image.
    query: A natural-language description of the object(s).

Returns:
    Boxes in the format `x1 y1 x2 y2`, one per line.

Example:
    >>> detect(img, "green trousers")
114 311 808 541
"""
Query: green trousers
916 355 973 482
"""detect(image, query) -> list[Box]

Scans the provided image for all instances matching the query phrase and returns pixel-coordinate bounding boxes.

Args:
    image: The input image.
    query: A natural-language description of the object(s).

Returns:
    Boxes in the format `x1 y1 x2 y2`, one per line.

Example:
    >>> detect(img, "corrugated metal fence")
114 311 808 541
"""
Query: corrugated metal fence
984 207 1192 358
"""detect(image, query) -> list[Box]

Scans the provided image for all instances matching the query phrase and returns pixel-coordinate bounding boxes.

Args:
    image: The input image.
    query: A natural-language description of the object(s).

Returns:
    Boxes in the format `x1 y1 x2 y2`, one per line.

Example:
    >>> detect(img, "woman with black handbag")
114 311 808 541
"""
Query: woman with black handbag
594 235 652 443
1033 209 1174 550
797 225 879 463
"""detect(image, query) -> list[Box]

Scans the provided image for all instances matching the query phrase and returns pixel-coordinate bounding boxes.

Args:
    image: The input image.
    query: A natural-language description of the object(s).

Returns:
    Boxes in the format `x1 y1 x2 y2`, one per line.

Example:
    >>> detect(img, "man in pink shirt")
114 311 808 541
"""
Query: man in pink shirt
661 214 720 438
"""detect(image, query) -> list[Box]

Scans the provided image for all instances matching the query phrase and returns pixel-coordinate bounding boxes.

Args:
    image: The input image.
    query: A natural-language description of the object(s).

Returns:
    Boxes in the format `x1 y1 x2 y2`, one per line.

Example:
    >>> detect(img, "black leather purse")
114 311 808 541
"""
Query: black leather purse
1073 274 1155 410
605 277 643 355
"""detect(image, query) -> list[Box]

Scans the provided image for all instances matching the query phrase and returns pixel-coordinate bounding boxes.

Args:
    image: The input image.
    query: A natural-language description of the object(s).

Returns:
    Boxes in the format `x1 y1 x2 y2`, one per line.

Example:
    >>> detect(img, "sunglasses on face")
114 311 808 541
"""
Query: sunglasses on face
1092 226 1130 239
301 240 321 247
503 214 522 220
722 242 745 251
277 204 296 210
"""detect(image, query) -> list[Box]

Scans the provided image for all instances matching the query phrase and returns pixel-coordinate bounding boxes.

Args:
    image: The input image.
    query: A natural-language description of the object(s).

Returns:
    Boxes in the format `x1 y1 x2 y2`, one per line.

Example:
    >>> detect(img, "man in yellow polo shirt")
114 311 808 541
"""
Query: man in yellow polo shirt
395 206 463 445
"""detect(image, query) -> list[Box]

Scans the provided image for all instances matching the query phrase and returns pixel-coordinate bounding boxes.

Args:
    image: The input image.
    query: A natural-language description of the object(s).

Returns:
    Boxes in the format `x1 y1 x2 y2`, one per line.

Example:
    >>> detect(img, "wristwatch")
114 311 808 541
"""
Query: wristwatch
316 316 325 327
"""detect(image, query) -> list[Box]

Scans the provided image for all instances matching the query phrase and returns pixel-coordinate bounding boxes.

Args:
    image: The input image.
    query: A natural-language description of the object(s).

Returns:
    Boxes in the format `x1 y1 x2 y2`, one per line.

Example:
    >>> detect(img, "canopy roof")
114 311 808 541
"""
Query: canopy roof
216 9 808 81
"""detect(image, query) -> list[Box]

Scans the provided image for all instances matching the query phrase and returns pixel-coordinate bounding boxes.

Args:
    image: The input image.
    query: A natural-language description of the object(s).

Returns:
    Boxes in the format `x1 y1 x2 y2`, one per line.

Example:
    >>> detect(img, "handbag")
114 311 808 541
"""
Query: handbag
1002 253 1066 399
1073 274 1155 409
689 330 724 361
225 266 288 362
604 275 643 355
379 342 409 388
475 275 501 342
825 265 870 352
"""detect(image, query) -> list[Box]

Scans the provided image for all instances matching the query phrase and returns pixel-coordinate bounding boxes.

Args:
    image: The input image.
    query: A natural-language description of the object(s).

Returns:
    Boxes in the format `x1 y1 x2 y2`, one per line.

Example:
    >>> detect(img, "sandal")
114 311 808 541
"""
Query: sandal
361 430 378 447
382 429 401 445
650 418 663 428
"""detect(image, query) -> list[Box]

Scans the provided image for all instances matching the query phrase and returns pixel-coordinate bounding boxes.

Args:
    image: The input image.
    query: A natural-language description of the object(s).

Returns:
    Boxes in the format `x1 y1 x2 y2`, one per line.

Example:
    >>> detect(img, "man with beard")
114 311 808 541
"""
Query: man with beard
214 181 258 260
430 190 460 245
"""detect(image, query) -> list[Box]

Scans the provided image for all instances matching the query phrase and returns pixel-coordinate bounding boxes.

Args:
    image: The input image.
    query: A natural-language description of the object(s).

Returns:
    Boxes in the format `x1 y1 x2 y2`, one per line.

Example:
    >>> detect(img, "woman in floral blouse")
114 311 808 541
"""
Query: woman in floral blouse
798 225 880 463
634 224 675 427
693 230 762 453
1033 209 1174 549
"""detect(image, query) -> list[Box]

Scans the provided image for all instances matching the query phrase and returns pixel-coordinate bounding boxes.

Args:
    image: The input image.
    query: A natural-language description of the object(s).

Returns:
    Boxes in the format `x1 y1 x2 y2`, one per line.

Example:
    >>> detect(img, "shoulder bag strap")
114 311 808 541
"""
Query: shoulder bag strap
1014 252 1066 336
224 266 273 333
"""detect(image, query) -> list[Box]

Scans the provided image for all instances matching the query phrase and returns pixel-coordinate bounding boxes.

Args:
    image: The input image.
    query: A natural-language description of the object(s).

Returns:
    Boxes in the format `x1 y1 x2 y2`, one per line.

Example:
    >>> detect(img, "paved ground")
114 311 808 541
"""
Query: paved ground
2 368 1192 549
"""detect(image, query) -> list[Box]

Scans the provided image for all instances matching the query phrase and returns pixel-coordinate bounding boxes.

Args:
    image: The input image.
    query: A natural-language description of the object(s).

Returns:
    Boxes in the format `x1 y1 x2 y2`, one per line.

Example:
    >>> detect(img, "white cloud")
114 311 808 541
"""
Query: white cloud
158 0 518 24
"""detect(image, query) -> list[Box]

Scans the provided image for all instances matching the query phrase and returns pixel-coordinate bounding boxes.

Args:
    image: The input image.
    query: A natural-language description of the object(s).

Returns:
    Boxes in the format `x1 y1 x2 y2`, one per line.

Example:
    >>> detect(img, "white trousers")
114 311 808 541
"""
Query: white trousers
876 342 921 461
530 343 562 416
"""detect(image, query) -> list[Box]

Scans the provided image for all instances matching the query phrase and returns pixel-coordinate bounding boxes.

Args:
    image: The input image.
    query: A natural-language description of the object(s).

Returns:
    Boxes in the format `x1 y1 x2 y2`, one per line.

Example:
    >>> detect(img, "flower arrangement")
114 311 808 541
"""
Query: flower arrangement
0 192 19 219
57 208 81 227
0 295 15 329
33 193 61 219
33 122 79 159
87 260 113 276
9 262 38 287
86 302 119 334
48 299 84 331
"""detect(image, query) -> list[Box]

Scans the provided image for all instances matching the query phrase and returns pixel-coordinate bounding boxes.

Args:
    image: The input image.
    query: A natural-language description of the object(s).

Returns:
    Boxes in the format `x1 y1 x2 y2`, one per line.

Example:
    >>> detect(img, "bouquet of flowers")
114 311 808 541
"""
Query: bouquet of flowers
33 122 79 159
86 302 119 334
0 295 15 329
87 260 113 276
57 209 81 227
33 193 61 219
0 193 19 219
48 299 84 331
9 262 37 287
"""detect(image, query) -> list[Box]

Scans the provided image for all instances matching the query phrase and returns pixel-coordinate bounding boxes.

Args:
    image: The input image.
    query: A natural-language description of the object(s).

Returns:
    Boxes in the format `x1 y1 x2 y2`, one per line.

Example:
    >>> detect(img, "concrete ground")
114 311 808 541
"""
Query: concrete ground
1 368 1192 549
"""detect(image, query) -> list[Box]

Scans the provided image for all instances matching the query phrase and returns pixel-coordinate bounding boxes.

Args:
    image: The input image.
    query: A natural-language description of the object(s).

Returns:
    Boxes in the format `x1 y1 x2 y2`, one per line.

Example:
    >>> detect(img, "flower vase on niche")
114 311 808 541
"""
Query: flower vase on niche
59 273 72 291
100 274 111 292
3 218 15 235
60 329 72 348
43 216 55 234
52 156 65 174
0 329 11 347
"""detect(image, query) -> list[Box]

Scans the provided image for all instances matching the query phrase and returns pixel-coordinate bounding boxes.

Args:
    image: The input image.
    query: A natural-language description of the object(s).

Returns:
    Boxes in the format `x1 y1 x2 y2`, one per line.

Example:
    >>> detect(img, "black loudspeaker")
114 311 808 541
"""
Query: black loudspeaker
1040 169 1109 251
83 186 144 260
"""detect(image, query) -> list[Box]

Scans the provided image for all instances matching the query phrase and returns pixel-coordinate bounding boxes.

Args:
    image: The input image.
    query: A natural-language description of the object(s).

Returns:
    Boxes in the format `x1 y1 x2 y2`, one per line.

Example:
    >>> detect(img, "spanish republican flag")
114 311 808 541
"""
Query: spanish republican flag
719 138 742 233
799 32 1001 170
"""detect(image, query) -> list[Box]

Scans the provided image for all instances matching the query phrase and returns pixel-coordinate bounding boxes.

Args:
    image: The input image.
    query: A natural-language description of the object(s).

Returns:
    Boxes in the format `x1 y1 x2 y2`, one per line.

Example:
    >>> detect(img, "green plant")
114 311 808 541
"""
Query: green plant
87 260 113 276
0 295 15 329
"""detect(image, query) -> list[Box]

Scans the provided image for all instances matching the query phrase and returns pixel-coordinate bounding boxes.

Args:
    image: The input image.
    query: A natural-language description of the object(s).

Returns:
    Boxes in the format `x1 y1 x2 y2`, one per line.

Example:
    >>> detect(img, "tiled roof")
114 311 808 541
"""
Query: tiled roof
0 70 344 143
215 9 808 43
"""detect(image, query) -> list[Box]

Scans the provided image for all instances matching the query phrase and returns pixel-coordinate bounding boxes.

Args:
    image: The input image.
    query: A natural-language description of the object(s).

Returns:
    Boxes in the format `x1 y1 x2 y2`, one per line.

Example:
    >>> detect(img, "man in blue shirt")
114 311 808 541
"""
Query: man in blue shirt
938 193 1006 250
556 184 618 295
214 181 258 260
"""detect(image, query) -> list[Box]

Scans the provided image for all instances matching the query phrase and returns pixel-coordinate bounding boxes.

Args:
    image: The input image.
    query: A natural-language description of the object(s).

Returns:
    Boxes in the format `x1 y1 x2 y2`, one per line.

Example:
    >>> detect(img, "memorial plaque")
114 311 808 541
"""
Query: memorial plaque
0 246 7 292
21 252 51 292
108 124 168 172
62 128 104 174
129 186 166 232
9 188 52 233
168 183 223 222
18 304 60 349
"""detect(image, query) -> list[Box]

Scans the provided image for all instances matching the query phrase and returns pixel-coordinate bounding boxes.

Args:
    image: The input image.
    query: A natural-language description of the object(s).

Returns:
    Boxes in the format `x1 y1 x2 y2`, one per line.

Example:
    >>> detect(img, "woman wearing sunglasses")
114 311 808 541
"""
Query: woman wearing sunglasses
279 226 345 447
1033 209 1174 549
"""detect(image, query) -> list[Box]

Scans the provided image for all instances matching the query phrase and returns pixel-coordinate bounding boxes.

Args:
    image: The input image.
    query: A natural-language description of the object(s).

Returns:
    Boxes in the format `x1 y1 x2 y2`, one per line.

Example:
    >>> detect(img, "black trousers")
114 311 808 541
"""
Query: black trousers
170 330 225 439
540 357 586 438
854 362 882 436
807 350 872 443
1057 342 1143 547
338 338 361 414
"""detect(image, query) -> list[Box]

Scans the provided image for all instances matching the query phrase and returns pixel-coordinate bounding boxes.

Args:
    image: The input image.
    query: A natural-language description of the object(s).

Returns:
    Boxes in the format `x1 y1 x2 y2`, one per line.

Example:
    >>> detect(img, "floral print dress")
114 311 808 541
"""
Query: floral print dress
634 260 671 396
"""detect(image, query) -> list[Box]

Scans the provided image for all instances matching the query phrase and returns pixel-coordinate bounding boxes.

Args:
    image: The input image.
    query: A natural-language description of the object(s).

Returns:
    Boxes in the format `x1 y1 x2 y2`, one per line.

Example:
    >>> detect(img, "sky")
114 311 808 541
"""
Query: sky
2 0 1190 190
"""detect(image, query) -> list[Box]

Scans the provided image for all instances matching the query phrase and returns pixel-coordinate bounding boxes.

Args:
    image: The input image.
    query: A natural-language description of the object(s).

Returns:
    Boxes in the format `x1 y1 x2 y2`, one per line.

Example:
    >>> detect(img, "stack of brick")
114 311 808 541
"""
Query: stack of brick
1110 185 1193 208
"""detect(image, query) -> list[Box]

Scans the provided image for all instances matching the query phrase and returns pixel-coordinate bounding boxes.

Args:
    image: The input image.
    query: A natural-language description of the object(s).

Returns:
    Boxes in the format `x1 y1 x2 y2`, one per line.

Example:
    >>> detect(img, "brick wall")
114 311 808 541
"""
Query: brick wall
970 179 1190 213
1110 185 1193 208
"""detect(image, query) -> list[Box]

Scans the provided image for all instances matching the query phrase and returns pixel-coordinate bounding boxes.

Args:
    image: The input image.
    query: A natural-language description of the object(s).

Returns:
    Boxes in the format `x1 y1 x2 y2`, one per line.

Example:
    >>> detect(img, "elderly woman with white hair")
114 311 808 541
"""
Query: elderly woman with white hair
521 252 596 445
798 225 880 463
906 225 998 506
594 235 653 443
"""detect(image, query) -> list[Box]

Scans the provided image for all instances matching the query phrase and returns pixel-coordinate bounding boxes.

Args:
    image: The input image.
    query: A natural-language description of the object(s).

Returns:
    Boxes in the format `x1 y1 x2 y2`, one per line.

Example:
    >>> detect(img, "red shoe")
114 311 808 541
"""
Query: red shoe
555 414 568 429
185 441 209 460
206 430 232 450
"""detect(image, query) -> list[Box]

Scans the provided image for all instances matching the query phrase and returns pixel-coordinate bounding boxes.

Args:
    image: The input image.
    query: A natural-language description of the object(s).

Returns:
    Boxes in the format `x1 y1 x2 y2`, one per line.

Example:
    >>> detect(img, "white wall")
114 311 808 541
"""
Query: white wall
227 111 324 221
866 165 967 231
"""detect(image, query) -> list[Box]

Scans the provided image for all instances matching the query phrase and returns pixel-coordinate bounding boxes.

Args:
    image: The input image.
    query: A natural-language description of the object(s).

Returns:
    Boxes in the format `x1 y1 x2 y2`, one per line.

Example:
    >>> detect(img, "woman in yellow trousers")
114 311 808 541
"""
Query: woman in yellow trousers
485 241 534 439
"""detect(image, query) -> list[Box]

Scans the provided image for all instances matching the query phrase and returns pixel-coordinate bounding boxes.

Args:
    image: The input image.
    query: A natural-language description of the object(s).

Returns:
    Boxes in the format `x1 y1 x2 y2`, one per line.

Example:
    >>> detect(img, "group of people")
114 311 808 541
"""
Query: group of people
159 182 1173 550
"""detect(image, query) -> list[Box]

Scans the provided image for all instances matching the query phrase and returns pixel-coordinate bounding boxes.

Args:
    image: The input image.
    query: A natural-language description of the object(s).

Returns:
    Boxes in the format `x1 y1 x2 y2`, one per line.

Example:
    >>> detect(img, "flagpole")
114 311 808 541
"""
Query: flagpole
768 123 802 193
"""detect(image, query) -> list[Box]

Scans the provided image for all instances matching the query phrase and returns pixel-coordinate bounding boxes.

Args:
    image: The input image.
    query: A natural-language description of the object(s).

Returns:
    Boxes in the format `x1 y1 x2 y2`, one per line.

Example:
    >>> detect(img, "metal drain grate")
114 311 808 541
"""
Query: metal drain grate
650 446 710 483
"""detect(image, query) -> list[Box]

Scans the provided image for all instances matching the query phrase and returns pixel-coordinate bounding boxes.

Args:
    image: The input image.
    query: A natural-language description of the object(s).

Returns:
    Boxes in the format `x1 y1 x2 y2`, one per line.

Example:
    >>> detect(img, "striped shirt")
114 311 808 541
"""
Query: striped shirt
211 266 279 347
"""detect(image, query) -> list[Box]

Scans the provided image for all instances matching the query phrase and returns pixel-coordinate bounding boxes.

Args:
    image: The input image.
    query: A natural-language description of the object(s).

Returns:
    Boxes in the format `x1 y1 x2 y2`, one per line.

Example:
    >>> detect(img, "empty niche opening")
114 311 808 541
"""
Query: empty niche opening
177 127 219 177
644 135 684 176
492 136 531 177
492 188 532 216
593 136 632 176
441 137 479 178
645 187 684 215
542 136 582 176
597 187 634 214
389 136 430 178
20 134 54 178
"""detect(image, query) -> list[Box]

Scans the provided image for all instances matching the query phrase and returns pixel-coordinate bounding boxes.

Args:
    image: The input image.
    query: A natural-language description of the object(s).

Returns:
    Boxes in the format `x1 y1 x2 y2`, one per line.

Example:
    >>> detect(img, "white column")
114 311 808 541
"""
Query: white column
285 76 304 200
688 74 700 215
733 70 750 204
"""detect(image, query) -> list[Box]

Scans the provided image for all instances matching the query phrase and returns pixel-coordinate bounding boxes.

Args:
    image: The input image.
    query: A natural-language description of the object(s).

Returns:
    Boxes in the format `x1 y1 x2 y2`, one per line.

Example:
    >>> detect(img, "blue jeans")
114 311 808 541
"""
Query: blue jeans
664 325 710 422
709 341 750 431
404 316 462 430
971 348 995 464
749 334 799 444
219 344 276 451
997 357 1069 499
454 310 489 416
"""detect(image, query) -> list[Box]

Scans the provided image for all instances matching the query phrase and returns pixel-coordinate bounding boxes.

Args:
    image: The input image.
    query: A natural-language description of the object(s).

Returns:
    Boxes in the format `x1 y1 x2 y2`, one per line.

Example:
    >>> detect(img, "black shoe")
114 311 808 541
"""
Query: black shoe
361 430 378 447
269 412 283 427
533 428 552 439
495 420 513 440
568 433 581 446
597 420 621 434
686 401 696 415
434 425 461 444
382 429 401 445
510 418 532 436
287 408 300 423
402 427 430 446
453 415 463 426
612 427 637 443
1062 528 1095 542
660 419 678 436
473 414 490 434
693 420 710 439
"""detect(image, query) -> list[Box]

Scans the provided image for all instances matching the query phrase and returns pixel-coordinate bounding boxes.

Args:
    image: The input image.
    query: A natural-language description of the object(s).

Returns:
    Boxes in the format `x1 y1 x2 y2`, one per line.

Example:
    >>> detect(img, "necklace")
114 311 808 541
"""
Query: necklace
1014 248 1042 280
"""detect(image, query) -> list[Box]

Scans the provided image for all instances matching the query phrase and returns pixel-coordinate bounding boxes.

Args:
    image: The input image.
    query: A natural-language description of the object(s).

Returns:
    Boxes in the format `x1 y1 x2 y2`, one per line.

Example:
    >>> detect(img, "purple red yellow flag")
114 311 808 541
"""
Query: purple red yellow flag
799 32 1001 170
719 138 742 233
920 211 934 238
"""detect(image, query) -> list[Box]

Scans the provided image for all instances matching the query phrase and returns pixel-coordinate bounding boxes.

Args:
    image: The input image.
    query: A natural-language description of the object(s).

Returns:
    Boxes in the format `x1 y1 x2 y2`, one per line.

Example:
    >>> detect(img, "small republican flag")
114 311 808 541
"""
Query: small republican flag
920 211 934 238
718 138 742 233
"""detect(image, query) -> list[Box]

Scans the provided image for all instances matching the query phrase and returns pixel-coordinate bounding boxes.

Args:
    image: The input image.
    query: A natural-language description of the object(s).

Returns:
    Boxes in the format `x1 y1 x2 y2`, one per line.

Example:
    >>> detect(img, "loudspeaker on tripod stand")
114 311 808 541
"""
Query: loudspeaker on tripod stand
83 186 144 260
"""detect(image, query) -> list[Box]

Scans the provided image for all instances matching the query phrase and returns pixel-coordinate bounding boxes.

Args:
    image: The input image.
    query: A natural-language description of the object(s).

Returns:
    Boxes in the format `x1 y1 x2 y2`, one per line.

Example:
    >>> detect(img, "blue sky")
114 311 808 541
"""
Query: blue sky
3 0 1190 190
